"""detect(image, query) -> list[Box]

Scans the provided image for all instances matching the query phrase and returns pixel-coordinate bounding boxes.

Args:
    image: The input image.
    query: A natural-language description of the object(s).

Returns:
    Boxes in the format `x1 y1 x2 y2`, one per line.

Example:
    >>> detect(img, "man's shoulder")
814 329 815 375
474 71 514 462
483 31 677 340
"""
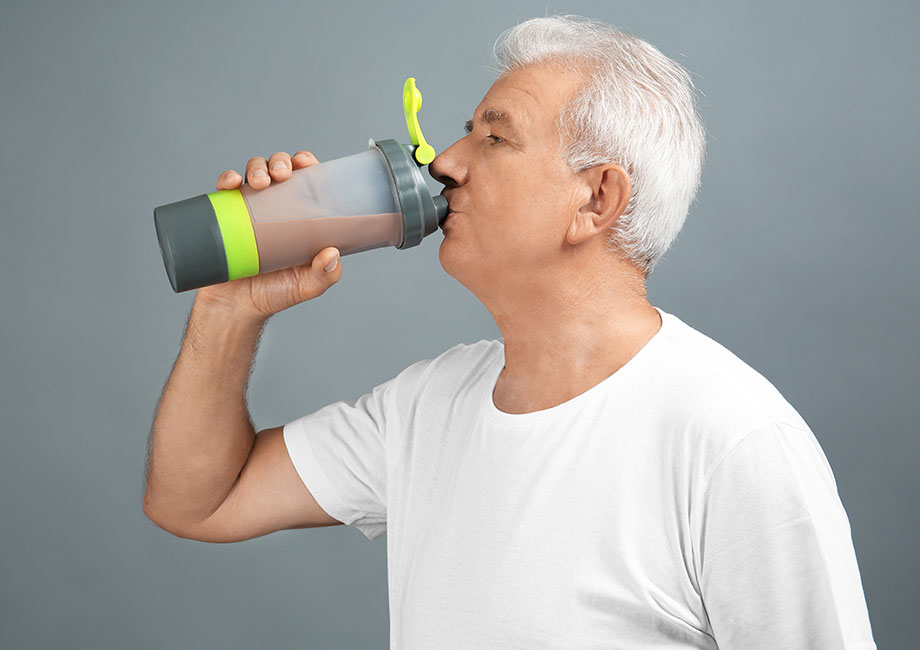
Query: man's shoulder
427 337 502 378
658 312 811 440
431 339 502 367
395 338 500 389
384 338 500 414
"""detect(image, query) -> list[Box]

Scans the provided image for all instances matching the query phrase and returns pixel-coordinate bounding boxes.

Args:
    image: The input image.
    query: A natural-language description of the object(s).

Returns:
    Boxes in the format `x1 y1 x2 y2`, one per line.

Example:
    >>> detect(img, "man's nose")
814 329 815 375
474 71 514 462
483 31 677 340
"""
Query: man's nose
429 144 465 188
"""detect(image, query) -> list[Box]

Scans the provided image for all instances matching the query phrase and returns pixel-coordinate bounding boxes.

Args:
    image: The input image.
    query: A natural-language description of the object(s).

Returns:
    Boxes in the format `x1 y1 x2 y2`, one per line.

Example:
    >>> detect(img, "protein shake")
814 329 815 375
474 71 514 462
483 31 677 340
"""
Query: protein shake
249 212 403 274
153 77 449 293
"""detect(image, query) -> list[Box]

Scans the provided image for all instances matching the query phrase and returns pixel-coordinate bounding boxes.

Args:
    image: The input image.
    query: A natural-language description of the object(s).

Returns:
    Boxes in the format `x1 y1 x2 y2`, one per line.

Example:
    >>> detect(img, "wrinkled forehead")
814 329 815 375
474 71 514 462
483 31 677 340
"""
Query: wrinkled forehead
479 64 586 134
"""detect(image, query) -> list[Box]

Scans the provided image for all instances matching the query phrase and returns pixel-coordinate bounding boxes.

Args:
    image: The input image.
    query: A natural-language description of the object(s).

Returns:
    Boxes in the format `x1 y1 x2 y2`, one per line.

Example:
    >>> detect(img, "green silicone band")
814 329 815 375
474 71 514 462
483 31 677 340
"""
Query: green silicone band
207 189 260 280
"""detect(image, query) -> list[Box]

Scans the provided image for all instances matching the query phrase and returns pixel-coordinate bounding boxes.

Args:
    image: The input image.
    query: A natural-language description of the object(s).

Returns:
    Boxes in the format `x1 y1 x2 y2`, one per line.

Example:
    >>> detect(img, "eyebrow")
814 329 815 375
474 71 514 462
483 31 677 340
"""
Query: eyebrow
464 108 522 138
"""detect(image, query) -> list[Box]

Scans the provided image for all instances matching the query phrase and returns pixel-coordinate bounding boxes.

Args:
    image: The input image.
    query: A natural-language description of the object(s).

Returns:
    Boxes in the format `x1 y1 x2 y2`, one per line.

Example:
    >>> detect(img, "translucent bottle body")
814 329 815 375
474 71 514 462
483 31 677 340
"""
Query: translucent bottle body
240 147 402 274
153 139 447 293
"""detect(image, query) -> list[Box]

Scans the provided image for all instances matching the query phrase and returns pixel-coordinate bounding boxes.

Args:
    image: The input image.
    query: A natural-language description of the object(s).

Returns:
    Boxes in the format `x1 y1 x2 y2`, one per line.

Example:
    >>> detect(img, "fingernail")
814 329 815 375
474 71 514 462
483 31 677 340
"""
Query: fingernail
324 255 339 273
252 170 268 178
271 161 286 170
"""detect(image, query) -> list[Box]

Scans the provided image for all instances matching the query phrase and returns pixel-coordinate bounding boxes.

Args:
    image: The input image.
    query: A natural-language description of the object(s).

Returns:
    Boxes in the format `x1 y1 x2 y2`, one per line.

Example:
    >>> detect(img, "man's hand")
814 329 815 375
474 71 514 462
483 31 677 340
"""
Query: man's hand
196 150 342 322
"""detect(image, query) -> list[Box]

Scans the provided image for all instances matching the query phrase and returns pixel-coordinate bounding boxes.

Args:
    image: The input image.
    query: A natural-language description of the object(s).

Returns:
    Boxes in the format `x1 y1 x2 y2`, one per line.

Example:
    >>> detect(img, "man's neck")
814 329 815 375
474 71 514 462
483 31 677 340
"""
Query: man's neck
488 275 661 415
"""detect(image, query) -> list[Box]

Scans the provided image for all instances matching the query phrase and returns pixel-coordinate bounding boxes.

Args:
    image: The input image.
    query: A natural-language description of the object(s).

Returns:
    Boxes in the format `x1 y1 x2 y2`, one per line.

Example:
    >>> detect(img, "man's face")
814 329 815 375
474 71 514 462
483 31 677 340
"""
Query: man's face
429 64 589 302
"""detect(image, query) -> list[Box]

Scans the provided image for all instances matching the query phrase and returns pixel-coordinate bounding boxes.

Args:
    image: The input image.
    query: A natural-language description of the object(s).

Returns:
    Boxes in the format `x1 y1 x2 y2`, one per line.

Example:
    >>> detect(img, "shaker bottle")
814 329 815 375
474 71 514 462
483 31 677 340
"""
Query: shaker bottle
153 77 449 293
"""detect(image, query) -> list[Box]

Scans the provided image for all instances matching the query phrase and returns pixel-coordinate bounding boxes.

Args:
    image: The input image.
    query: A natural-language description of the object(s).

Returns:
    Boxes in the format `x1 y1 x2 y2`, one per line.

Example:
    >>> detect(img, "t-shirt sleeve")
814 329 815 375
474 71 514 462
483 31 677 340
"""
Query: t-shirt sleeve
282 357 433 542
690 420 877 650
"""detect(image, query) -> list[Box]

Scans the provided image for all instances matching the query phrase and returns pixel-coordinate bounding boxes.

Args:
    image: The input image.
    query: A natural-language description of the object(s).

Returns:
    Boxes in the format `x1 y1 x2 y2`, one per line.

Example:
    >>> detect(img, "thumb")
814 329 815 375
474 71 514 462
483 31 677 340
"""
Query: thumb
315 247 340 276
291 247 340 301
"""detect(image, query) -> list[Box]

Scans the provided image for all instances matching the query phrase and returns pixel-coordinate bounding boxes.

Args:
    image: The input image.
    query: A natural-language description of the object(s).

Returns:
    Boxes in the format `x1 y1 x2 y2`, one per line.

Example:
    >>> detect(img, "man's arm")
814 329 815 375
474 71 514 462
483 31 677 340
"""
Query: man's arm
143 296 261 529
142 296 341 541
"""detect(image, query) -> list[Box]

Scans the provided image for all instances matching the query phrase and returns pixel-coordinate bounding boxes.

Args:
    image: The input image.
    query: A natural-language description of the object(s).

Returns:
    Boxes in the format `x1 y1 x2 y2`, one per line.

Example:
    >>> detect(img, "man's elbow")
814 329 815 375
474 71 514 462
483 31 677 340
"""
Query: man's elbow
142 499 256 544
142 498 202 541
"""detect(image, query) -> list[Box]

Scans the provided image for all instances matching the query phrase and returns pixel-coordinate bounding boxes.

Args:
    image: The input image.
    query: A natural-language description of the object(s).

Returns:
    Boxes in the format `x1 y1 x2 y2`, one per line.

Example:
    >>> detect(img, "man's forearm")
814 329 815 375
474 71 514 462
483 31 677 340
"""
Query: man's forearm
143 296 268 531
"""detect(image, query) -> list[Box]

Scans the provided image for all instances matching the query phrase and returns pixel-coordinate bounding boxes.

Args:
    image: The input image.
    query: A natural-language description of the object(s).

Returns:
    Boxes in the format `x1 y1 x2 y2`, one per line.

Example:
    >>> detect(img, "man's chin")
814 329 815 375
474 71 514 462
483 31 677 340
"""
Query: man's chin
437 237 462 276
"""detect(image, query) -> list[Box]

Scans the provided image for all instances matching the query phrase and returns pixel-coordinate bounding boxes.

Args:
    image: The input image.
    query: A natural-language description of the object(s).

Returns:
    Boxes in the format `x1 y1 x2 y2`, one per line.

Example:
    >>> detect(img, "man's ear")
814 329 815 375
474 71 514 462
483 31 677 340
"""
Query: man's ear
567 164 631 245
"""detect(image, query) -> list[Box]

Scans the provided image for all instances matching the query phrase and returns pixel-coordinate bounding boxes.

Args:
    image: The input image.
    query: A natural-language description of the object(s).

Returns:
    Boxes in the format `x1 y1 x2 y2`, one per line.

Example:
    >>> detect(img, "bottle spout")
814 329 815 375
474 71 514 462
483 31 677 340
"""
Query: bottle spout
432 194 449 223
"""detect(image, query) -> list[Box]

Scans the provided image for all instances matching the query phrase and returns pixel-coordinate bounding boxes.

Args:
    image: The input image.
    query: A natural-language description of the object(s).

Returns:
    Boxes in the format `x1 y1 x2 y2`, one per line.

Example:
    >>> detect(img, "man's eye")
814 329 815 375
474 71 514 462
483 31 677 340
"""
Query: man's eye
486 134 504 144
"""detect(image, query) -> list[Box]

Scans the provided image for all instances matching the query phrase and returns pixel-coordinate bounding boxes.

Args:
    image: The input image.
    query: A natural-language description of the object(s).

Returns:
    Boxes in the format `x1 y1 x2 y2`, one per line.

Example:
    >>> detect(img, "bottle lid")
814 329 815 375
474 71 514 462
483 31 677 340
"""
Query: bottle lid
370 77 448 248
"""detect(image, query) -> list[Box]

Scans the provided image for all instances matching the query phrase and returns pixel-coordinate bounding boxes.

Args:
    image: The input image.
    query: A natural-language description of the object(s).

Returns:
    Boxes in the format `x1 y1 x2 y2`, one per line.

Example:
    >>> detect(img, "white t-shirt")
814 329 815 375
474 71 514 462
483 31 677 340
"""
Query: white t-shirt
283 306 877 650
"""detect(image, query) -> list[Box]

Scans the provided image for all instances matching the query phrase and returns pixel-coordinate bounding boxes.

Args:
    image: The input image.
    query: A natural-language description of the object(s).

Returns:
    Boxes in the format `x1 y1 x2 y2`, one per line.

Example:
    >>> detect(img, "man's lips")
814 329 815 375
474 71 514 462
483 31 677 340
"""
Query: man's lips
441 210 460 228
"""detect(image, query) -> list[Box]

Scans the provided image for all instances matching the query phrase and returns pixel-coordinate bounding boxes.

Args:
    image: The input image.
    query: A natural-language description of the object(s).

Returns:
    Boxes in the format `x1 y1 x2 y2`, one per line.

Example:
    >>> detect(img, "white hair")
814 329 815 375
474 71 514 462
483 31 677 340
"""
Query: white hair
488 15 707 278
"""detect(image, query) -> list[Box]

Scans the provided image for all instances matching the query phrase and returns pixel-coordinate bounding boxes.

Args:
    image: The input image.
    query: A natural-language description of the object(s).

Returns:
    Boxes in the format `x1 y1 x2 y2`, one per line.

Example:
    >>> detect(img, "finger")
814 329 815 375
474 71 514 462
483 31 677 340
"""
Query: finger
217 169 242 190
292 150 320 169
267 151 292 182
245 156 270 188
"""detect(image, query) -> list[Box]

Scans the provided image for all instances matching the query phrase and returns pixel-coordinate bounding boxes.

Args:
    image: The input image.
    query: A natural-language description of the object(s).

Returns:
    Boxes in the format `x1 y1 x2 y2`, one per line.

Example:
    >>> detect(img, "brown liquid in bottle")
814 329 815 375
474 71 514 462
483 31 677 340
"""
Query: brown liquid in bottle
251 212 403 274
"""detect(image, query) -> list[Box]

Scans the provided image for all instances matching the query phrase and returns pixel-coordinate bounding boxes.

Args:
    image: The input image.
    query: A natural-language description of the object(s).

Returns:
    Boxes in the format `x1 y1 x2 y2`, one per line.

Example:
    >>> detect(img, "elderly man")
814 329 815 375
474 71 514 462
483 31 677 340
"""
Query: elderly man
144 15 877 650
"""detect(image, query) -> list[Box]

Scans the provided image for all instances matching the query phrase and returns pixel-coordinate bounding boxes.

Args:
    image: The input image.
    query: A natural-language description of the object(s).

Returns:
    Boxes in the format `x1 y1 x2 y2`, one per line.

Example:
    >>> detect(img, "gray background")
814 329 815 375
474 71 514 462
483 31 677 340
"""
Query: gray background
0 0 915 647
